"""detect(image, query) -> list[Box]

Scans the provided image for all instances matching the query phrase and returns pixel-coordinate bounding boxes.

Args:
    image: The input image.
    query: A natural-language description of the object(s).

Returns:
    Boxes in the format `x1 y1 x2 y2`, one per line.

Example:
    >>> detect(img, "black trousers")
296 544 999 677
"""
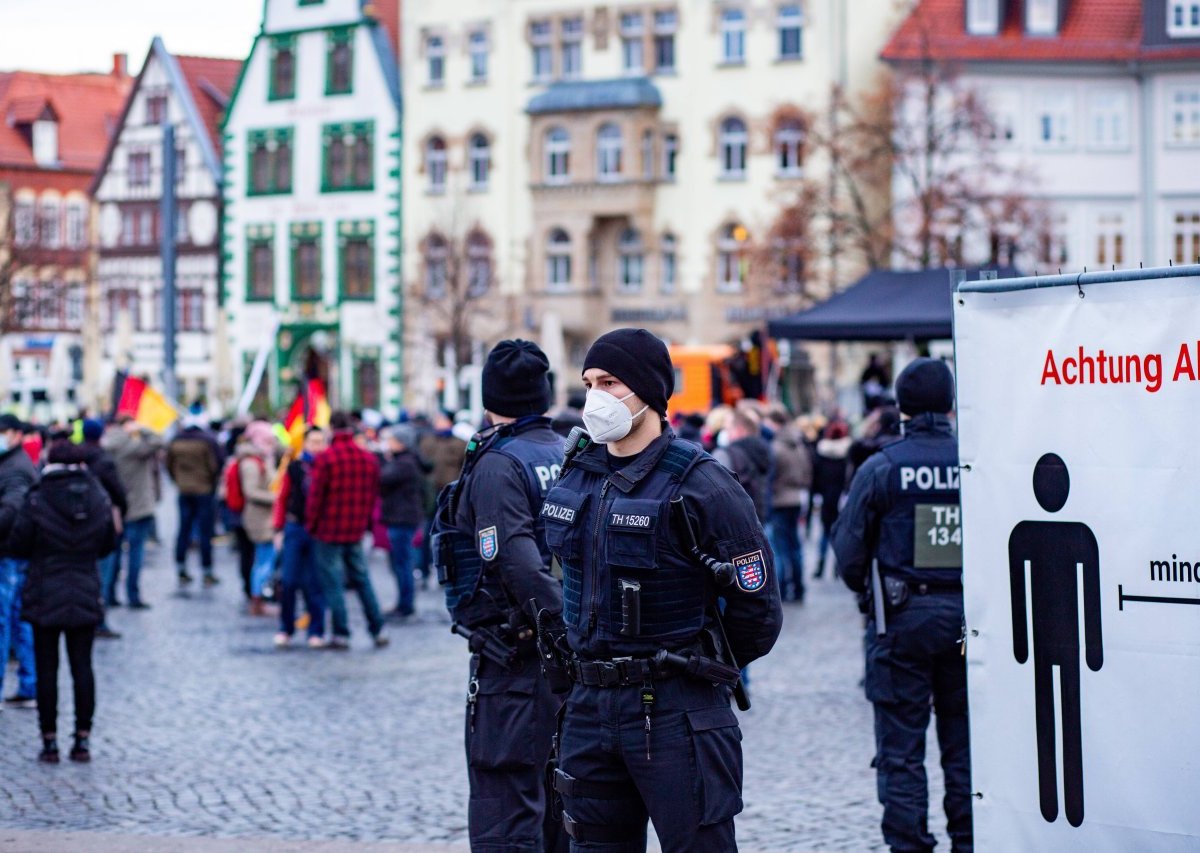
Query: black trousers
32 624 95 737
865 594 972 853
234 526 255 599
465 653 566 853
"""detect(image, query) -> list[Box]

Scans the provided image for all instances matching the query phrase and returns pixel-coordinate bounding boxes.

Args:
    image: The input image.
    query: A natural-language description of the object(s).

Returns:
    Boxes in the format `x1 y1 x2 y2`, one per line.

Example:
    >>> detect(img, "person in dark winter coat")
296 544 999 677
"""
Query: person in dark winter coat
812 419 853 578
713 409 772 523
379 424 427 618
272 427 327 648
78 419 128 616
0 413 39 707
9 440 116 763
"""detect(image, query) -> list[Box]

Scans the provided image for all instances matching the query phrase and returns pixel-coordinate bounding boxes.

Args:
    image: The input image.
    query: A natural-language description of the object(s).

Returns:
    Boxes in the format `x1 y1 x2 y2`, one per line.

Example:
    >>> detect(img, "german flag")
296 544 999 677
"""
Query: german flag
283 377 331 451
112 373 179 433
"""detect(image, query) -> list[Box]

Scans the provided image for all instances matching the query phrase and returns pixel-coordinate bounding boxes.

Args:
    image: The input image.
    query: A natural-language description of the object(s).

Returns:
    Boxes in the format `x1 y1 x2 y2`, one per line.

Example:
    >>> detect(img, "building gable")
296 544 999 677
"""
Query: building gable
90 38 240 196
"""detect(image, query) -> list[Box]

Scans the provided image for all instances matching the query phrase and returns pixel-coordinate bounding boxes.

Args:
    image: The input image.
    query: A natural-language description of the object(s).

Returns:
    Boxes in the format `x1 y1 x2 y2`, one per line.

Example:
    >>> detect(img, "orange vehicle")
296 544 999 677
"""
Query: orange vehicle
667 344 736 416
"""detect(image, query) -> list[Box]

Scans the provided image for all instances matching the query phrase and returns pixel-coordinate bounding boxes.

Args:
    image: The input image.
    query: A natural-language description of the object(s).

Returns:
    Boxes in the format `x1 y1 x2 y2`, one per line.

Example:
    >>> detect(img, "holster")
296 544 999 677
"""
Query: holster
882 576 911 614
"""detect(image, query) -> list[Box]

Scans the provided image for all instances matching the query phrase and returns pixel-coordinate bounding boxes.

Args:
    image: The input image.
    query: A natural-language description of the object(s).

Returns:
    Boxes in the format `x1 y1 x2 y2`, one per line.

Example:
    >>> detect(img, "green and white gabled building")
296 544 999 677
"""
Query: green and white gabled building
221 0 402 415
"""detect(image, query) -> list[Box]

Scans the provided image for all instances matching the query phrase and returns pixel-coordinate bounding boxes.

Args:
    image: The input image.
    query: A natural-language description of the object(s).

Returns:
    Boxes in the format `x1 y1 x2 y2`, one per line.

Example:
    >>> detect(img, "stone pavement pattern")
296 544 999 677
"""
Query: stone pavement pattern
0 531 948 852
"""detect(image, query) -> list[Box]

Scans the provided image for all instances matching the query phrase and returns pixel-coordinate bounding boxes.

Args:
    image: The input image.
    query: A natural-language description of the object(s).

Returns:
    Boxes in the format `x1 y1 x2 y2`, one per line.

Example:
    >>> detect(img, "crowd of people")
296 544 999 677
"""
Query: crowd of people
0 357 902 771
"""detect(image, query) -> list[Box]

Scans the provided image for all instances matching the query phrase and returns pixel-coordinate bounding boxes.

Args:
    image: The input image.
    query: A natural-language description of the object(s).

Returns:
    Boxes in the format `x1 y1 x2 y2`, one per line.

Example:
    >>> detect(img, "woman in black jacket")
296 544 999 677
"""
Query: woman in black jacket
10 442 116 763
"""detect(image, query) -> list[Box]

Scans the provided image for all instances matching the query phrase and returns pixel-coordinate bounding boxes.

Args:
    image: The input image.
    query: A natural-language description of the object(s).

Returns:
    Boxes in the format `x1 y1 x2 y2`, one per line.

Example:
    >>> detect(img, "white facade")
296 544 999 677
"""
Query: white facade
222 0 402 415
402 0 899 409
886 4 1200 276
93 40 232 411
967 67 1200 271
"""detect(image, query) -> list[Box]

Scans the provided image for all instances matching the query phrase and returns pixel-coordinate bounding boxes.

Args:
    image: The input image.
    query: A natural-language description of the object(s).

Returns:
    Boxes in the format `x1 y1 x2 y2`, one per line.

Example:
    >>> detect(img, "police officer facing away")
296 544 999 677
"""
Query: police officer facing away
543 329 782 852
439 340 567 853
831 358 971 853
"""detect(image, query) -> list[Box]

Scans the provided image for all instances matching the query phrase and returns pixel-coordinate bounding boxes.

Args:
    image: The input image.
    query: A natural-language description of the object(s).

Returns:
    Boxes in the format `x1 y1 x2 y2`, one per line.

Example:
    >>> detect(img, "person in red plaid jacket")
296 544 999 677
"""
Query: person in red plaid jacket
306 412 388 650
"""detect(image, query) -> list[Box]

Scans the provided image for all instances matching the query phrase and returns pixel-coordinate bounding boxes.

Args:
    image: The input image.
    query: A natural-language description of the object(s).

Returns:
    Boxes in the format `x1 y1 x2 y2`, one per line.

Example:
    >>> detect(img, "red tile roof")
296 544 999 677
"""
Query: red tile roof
175 55 242 154
882 0 1200 64
367 0 401 63
0 70 130 172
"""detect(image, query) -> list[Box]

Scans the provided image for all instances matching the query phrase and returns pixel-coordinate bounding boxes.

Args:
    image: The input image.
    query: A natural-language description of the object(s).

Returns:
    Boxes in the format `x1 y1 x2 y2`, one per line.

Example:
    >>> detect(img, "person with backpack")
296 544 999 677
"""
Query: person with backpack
9 439 117 763
432 340 566 852
713 408 772 523
166 417 221 587
232 421 278 616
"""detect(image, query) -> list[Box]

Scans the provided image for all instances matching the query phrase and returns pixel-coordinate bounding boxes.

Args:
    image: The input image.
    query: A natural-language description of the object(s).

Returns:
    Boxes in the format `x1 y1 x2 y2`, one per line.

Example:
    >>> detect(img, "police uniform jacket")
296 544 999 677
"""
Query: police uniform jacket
453 417 565 622
831 413 961 594
544 427 782 666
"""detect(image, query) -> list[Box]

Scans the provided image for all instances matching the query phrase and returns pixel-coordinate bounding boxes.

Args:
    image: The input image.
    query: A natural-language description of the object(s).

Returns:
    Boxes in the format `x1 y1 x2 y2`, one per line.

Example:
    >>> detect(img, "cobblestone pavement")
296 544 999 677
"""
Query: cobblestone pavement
0 523 949 852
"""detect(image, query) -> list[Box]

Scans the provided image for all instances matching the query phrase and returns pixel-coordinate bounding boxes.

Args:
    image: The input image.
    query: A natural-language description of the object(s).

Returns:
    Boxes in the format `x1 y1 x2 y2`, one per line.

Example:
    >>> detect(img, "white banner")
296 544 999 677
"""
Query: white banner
954 270 1200 851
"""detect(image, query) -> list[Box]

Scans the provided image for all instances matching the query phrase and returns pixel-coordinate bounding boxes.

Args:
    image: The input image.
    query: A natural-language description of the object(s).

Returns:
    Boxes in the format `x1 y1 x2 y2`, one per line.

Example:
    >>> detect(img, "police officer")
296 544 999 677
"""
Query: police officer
542 329 782 852
439 340 567 853
831 358 971 853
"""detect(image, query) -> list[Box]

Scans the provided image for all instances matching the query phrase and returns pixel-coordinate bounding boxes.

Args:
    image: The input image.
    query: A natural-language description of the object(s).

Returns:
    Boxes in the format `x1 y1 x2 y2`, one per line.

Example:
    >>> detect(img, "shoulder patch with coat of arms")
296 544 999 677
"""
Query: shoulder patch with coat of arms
478 526 498 561
733 550 767 592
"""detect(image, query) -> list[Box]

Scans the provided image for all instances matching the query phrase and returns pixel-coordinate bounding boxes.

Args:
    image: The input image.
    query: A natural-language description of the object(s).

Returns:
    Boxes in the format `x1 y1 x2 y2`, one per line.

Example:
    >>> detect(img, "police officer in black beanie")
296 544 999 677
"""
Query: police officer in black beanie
832 357 972 853
539 328 782 851
438 338 568 853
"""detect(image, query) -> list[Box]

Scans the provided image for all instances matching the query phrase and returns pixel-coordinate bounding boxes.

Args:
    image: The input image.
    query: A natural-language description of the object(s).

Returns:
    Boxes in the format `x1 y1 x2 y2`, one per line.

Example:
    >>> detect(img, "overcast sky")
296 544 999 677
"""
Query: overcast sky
2 0 261 74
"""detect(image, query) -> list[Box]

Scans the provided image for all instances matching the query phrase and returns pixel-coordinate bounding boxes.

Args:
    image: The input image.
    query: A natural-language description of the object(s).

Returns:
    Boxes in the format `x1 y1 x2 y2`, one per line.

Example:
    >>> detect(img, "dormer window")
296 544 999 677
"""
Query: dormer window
32 119 58 167
1168 1 1200 37
1026 0 1058 35
966 0 1000 35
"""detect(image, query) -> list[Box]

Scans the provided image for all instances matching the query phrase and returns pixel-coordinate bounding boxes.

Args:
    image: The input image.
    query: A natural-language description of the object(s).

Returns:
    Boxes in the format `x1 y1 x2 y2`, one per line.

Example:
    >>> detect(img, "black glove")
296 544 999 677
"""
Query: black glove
533 605 571 694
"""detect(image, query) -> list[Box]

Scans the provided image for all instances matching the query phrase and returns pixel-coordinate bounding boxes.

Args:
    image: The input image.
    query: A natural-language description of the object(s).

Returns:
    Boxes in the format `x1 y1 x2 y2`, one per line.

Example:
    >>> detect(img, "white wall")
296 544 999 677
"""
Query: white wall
224 18 402 412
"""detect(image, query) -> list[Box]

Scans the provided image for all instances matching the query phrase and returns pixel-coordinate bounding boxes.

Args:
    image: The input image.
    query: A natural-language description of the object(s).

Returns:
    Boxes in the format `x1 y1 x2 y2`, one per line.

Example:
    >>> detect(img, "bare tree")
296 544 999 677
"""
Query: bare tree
408 198 499 372
807 7 1050 273
0 192 75 334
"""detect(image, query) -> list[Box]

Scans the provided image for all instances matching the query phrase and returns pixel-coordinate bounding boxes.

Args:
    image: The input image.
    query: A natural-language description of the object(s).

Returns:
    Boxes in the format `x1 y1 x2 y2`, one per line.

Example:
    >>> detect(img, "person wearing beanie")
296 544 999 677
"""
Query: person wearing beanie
435 338 567 852
542 328 783 850
831 356 971 853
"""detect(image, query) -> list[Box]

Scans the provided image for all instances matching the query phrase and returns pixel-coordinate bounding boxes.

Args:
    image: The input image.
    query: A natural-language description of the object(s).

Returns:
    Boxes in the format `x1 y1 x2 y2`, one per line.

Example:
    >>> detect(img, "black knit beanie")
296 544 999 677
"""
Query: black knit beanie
895 358 955 416
582 328 674 416
482 340 553 418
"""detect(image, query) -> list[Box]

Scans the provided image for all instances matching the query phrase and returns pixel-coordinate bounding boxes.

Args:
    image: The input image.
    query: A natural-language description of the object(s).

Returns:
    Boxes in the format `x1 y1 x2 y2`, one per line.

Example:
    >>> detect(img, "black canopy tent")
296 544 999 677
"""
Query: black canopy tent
768 267 1020 341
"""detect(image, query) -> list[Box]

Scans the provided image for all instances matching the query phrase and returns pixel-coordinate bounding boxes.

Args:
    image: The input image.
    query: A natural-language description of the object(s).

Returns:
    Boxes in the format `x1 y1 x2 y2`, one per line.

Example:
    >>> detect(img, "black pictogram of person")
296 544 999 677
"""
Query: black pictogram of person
1008 452 1103 827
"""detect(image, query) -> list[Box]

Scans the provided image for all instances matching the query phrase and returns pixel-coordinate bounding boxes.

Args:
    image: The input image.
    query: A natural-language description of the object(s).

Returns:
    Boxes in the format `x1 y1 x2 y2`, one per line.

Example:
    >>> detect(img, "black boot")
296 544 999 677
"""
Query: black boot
39 737 59 764
70 734 90 763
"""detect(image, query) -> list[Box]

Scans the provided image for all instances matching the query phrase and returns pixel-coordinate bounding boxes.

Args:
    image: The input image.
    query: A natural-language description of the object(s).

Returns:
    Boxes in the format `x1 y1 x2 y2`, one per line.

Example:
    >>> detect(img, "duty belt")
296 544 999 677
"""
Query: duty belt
568 656 677 688
908 580 963 595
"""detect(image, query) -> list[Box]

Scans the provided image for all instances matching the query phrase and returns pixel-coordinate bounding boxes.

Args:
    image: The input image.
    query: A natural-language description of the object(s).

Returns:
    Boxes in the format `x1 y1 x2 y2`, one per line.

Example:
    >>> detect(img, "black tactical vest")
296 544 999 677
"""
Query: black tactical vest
545 438 710 652
876 415 962 585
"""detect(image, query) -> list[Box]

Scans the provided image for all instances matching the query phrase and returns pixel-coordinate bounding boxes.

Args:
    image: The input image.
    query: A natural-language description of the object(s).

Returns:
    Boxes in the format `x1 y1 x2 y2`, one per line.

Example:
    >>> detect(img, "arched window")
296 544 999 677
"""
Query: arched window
597 123 623 181
545 127 570 182
547 228 572 291
424 233 448 297
775 117 806 177
660 232 677 294
466 229 493 296
468 134 491 190
717 223 747 293
617 228 644 293
427 136 447 193
719 117 747 178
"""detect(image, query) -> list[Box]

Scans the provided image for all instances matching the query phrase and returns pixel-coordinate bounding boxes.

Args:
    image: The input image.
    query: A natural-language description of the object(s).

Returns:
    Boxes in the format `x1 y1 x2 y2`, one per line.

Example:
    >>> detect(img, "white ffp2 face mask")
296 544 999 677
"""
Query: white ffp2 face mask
582 389 648 444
